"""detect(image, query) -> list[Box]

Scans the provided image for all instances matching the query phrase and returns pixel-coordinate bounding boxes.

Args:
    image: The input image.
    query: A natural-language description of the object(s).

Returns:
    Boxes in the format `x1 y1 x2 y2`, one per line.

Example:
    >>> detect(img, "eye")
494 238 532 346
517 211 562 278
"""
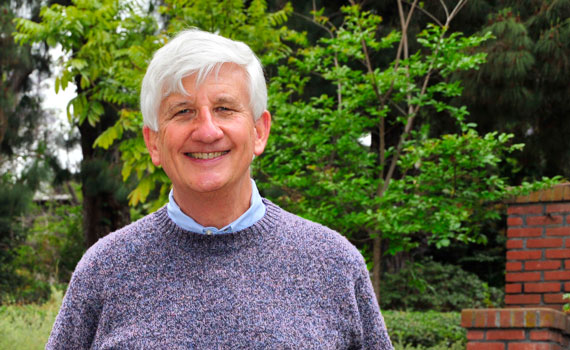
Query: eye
215 106 232 113
175 108 191 115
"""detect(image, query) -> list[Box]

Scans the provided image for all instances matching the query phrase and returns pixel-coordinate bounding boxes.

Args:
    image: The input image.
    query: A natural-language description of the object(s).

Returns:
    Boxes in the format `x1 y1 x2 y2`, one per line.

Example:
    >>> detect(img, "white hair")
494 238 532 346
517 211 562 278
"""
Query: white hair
140 29 267 131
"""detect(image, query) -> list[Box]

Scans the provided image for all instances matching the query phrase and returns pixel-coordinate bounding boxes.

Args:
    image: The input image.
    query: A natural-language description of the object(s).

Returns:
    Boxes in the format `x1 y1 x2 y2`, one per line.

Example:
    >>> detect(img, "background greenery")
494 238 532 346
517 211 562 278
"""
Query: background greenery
1 0 569 347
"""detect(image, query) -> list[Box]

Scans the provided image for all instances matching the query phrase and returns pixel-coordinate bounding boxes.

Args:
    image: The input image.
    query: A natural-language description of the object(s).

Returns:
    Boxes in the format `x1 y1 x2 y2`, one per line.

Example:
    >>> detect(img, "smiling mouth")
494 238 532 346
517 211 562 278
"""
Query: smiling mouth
185 151 229 160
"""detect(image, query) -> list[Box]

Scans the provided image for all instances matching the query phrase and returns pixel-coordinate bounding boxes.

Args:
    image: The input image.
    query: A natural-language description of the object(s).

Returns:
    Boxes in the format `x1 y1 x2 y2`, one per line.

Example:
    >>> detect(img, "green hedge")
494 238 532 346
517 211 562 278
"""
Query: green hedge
380 259 504 311
383 310 466 349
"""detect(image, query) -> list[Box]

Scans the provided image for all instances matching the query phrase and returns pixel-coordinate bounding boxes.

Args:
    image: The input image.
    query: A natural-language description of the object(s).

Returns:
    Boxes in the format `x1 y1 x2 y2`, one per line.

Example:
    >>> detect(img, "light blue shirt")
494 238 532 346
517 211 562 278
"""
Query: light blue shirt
166 179 266 235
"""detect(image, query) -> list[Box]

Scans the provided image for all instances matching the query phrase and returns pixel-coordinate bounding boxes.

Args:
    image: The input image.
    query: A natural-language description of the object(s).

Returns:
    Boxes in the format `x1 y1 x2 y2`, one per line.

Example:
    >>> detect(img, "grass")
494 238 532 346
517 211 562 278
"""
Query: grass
0 289 61 350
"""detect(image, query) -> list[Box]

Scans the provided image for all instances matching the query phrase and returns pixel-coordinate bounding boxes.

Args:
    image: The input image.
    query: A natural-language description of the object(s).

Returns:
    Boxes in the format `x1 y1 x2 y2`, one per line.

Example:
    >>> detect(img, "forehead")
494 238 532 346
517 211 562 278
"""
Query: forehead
164 64 249 103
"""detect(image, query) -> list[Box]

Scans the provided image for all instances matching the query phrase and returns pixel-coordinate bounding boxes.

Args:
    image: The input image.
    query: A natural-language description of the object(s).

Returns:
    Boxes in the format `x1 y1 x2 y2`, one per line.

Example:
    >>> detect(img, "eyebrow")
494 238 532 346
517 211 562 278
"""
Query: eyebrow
165 101 192 114
213 95 239 105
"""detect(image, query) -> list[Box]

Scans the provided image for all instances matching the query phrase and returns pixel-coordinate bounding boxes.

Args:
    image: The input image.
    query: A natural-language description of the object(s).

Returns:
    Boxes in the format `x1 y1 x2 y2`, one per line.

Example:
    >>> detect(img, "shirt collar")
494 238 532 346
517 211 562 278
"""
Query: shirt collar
166 178 266 235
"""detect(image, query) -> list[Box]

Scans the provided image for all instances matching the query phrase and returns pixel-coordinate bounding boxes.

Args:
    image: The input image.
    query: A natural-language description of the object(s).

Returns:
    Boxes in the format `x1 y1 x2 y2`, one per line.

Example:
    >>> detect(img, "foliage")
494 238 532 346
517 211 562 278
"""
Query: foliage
457 0 570 180
380 259 503 312
16 200 85 285
383 309 465 349
256 2 560 299
0 288 62 349
0 176 34 304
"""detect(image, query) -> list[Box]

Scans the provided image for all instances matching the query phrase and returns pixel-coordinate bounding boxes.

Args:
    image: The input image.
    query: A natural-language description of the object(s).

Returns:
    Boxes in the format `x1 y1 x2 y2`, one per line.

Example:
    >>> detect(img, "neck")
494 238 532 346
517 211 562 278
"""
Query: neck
172 177 252 229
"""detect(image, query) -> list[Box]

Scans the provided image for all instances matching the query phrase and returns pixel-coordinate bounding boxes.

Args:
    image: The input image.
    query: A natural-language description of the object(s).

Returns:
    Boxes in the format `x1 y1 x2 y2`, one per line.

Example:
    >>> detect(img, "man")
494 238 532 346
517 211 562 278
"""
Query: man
47 29 393 349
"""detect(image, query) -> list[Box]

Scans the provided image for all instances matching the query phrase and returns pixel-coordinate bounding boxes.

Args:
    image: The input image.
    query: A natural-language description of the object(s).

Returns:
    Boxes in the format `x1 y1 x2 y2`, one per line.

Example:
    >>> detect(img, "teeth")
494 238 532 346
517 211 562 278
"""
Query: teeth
187 151 228 159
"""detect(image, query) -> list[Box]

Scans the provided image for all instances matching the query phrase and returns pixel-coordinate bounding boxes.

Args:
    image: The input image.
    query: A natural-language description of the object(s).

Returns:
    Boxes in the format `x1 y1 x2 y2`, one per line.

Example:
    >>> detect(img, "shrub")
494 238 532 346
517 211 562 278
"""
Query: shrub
3 201 84 304
383 310 465 349
380 259 504 311
0 288 61 349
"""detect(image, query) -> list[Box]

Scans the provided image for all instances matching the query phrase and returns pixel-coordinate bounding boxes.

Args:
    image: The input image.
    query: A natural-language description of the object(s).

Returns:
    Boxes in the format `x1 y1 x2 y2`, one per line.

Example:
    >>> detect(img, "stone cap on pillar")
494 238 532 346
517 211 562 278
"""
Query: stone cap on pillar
461 308 570 332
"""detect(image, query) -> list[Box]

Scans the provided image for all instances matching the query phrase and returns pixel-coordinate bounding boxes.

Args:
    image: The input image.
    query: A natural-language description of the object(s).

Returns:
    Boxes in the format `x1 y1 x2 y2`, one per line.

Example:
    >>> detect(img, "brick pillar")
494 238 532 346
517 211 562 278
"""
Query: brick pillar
463 184 570 349
506 184 570 310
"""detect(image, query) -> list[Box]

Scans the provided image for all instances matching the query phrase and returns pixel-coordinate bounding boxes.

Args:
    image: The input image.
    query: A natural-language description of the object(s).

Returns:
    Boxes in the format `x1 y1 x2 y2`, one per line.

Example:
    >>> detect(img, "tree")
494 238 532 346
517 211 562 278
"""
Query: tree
14 0 159 246
255 1 558 301
0 0 63 303
457 0 570 181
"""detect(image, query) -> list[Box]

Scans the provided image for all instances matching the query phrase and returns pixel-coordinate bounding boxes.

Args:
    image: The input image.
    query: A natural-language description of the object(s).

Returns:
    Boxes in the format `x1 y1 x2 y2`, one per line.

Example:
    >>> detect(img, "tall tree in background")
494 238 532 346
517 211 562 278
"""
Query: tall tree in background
0 0 60 302
458 0 570 181
15 0 161 246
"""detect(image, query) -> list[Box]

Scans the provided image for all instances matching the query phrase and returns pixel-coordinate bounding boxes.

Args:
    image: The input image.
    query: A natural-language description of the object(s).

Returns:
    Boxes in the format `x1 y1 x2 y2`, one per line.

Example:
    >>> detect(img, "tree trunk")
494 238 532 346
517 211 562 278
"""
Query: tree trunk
79 108 130 248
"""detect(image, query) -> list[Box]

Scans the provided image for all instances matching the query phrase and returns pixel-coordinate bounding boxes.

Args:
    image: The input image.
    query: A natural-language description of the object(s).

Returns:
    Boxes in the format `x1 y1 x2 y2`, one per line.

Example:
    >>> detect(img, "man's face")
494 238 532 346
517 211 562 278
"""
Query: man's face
143 64 271 199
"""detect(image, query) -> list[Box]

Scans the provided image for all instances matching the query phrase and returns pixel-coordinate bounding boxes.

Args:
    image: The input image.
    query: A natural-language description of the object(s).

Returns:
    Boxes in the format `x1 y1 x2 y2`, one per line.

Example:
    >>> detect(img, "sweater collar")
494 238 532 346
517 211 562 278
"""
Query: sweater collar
166 179 266 234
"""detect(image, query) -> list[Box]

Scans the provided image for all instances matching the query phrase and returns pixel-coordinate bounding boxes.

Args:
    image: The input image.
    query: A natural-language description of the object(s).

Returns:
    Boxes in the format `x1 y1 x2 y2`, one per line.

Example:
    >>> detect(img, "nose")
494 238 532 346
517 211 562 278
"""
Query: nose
190 107 223 143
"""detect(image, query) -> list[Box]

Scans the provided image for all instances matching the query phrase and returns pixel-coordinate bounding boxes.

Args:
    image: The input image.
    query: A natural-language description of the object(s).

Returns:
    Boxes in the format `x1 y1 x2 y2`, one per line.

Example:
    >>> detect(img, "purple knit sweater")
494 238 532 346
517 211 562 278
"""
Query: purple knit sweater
47 199 393 349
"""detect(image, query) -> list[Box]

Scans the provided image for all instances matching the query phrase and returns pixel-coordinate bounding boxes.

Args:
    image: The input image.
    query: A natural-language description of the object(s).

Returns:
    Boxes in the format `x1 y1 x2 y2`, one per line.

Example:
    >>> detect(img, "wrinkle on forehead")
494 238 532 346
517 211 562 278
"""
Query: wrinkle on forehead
162 63 244 99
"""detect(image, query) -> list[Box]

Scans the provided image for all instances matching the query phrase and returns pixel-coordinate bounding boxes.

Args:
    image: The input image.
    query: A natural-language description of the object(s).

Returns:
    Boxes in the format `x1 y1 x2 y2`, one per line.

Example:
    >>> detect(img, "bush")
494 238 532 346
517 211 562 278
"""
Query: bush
383 310 465 349
2 200 84 304
380 259 504 311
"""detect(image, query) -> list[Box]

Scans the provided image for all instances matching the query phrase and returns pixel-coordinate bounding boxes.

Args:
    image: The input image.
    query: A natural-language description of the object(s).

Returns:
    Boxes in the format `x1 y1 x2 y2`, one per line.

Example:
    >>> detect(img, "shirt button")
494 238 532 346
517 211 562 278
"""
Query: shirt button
205 229 213 235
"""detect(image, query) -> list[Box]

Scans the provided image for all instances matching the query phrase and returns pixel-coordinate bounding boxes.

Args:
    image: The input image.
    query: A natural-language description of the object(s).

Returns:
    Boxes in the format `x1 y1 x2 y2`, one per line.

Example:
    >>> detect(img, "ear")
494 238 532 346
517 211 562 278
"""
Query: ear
143 126 162 166
253 110 271 156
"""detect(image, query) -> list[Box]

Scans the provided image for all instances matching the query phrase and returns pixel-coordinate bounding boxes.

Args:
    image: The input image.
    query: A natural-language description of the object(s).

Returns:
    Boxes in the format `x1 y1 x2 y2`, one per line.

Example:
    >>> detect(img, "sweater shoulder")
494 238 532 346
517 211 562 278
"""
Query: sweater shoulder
76 209 161 271
271 203 364 266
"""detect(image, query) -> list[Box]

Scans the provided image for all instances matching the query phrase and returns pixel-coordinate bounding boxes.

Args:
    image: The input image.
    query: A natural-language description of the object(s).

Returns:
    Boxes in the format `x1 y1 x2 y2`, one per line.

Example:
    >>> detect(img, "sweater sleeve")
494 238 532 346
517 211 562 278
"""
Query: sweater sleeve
354 261 394 350
46 249 104 350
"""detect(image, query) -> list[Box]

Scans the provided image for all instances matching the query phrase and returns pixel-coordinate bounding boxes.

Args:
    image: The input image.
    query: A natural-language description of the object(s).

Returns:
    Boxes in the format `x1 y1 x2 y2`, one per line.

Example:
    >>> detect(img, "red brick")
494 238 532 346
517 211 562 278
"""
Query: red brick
508 216 524 226
509 343 556 350
507 262 523 271
487 329 525 340
537 309 563 328
487 310 498 327
500 310 511 327
545 270 570 280
546 203 570 213
527 238 563 248
461 309 473 327
513 309 525 327
544 293 565 304
507 239 524 249
531 330 560 341
526 215 563 226
508 227 543 237
506 272 541 282
565 261 570 269
525 260 561 270
467 343 504 350
505 294 541 305
546 227 570 236
506 283 522 293
565 282 570 291
474 310 486 327
507 251 542 260
546 249 570 259
508 205 543 215
525 282 561 293
467 330 485 340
